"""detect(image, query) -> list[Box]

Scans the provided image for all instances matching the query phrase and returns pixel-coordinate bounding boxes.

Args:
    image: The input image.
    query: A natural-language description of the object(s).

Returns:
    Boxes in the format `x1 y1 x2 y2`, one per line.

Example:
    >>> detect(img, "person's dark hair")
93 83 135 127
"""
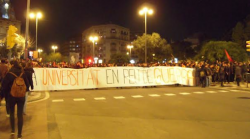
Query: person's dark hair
25 62 33 68
10 60 21 68
1 59 5 63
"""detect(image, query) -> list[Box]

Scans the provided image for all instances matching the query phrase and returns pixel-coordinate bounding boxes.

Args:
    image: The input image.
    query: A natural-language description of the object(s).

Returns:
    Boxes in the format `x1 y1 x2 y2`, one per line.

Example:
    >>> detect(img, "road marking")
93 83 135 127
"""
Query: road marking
206 91 217 93
193 92 204 94
132 95 144 98
165 93 176 96
114 96 125 99
179 92 190 95
149 94 160 97
94 97 106 100
219 90 228 92
29 92 50 104
52 99 64 102
73 98 85 101
230 90 238 92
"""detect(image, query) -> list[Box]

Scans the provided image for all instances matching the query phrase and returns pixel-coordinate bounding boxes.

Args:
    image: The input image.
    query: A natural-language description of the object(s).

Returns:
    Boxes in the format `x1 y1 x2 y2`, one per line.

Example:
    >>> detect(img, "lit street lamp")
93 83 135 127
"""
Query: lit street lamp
30 12 42 51
127 45 133 59
52 45 58 53
89 36 98 59
139 7 153 63
38 48 43 58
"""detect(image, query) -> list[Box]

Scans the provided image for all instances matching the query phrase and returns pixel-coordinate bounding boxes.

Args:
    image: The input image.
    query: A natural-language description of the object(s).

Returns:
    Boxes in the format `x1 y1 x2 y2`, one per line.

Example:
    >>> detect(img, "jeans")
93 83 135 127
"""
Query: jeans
9 96 25 136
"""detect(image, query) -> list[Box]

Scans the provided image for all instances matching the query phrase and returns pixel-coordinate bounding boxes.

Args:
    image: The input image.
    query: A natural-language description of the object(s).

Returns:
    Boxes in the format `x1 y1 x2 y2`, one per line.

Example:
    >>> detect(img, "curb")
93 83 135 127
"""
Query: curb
0 92 46 106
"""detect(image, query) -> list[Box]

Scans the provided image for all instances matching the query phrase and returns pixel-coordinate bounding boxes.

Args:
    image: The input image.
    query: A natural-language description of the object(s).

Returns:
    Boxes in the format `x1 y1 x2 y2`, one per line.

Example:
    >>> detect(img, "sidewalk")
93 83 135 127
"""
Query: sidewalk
209 81 250 91
0 92 45 106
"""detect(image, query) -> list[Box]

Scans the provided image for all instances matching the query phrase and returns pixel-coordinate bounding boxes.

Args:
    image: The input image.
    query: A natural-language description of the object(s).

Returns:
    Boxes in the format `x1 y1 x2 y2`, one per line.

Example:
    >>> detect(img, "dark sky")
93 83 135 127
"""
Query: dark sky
11 0 250 51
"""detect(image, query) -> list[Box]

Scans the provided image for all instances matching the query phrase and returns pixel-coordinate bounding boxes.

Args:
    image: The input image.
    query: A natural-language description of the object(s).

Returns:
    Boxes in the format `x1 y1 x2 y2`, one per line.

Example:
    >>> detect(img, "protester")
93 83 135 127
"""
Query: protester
199 64 207 88
1 60 29 139
235 63 242 86
22 62 34 115
0 59 10 116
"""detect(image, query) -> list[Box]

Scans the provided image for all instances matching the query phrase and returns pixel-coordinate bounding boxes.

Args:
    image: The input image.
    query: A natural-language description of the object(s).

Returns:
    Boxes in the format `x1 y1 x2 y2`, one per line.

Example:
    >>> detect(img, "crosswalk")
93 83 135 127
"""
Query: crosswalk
51 88 249 103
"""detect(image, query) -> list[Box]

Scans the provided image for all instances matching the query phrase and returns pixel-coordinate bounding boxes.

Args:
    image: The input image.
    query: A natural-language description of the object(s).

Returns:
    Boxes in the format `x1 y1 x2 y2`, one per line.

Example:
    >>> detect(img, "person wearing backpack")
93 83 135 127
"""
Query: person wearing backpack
1 60 29 139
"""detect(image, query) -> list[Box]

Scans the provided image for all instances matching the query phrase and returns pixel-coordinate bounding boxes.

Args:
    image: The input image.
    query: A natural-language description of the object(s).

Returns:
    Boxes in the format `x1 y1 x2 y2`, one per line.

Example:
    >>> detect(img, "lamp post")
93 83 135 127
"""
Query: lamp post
127 45 133 59
52 45 58 53
24 0 30 59
30 12 42 51
89 36 98 59
38 48 43 58
139 7 153 64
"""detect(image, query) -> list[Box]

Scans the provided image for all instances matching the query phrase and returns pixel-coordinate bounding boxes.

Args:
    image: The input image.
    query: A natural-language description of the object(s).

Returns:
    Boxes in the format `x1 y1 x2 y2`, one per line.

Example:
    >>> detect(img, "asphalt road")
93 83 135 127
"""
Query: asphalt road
1 86 250 139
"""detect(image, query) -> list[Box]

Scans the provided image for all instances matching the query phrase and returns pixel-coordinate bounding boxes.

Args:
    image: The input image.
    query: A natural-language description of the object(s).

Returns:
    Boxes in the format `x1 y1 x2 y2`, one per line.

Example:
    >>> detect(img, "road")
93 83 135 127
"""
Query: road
1 86 250 139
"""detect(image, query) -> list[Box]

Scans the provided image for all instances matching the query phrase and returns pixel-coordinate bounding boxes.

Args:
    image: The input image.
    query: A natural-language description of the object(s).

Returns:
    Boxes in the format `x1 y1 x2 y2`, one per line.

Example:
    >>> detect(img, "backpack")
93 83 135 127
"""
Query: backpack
200 70 205 77
9 72 26 97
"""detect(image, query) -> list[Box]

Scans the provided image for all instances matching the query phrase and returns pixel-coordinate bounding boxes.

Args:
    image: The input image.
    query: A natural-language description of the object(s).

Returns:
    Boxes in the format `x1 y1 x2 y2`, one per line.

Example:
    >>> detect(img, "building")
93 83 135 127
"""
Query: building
60 35 82 63
0 0 21 45
82 24 130 63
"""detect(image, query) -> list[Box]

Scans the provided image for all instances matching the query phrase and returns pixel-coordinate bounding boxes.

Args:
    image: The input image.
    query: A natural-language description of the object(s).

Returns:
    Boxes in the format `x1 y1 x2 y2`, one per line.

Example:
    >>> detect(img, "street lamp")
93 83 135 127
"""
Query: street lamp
30 12 42 51
38 48 43 58
139 7 153 63
127 45 133 59
52 45 58 53
24 0 30 59
89 36 98 59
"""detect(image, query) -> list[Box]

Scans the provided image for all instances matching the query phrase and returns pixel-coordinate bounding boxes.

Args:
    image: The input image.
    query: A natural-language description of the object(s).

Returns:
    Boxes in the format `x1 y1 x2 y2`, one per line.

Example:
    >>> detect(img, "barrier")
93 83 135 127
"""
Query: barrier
32 67 195 91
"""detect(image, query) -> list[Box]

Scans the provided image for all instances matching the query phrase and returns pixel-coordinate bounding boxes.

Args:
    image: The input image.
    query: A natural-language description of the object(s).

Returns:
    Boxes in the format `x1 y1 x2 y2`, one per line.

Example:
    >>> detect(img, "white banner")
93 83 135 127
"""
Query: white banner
32 67 195 91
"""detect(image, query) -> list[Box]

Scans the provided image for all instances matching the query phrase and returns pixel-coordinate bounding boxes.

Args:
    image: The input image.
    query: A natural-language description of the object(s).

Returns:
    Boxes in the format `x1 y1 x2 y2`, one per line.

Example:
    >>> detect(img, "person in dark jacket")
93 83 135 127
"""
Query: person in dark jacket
219 63 226 87
22 62 34 114
1 60 29 139
199 65 207 88
235 63 242 86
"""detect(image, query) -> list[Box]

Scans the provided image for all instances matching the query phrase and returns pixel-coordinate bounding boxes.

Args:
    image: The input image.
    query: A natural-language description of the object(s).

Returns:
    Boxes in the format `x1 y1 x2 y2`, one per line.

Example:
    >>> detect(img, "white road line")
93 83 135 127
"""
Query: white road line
94 97 106 100
52 99 64 102
114 96 125 99
193 92 204 94
165 93 176 96
230 90 238 92
73 98 85 101
219 90 228 92
132 95 144 98
179 92 190 95
206 91 217 93
149 94 161 97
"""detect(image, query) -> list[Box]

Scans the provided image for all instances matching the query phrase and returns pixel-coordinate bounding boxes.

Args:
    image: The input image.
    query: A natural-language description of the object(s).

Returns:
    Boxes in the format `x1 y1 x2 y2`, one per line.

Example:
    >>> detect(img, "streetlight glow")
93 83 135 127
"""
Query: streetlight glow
29 11 43 51
127 45 133 59
52 45 58 53
29 13 35 18
37 12 42 18
38 48 43 58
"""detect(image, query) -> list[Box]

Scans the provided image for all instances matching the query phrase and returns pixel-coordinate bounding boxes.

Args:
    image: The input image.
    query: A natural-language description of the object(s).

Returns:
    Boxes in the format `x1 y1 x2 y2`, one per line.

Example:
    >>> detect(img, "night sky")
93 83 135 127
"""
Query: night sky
11 0 250 52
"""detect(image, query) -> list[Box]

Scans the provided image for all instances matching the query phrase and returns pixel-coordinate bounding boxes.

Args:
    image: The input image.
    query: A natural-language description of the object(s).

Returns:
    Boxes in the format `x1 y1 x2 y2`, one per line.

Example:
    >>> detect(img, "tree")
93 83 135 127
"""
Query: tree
40 52 65 63
108 53 129 64
171 41 195 60
194 41 248 62
132 32 172 63
232 22 246 48
231 15 250 49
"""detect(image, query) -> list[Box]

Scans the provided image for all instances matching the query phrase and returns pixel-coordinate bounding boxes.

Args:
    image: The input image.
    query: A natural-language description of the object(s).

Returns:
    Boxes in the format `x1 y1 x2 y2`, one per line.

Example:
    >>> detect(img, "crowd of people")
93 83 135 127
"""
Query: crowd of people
0 58 249 139
0 59 34 139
